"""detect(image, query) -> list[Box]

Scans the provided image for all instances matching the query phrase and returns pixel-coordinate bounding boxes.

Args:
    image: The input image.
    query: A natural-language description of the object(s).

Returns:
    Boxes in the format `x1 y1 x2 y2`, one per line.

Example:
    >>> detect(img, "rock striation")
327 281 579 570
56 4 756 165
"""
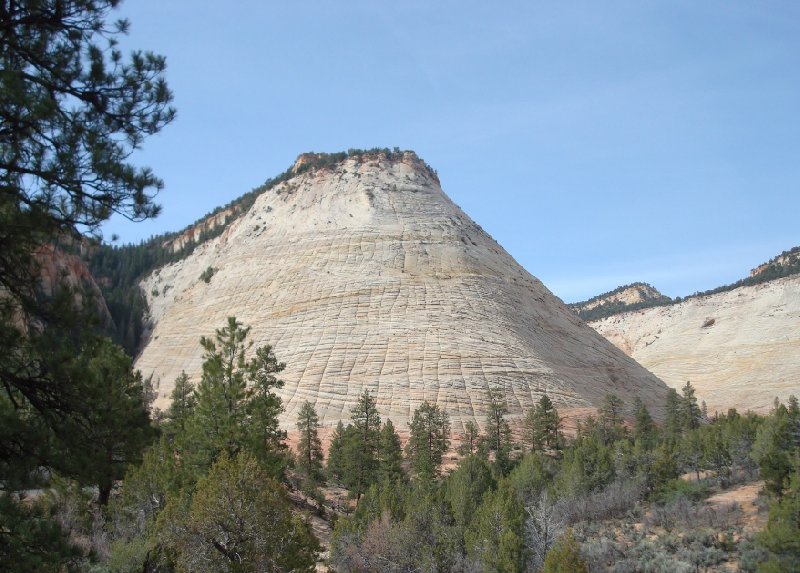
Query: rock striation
589 275 800 414
136 151 669 432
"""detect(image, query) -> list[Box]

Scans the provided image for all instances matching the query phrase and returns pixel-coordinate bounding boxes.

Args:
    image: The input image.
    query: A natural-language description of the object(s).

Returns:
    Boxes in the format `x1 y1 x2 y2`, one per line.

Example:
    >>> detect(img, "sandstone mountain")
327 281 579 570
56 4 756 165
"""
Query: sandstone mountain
135 151 669 433
588 274 800 415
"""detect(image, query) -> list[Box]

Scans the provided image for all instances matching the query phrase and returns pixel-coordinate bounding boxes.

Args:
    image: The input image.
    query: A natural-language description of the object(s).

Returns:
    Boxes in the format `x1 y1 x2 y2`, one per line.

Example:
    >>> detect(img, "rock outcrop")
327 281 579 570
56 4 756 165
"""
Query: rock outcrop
570 283 671 321
36 244 113 326
589 275 800 414
749 246 800 278
161 208 237 254
136 151 669 432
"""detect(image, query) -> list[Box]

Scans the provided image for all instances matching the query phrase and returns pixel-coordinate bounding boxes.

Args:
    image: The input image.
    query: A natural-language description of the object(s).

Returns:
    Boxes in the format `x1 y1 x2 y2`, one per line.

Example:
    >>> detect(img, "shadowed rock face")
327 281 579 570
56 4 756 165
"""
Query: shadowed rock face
136 152 668 432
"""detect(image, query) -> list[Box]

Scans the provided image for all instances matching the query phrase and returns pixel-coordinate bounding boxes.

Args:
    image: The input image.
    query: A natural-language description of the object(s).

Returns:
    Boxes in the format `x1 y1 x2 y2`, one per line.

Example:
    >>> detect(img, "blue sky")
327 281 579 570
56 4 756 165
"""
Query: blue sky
106 1 800 303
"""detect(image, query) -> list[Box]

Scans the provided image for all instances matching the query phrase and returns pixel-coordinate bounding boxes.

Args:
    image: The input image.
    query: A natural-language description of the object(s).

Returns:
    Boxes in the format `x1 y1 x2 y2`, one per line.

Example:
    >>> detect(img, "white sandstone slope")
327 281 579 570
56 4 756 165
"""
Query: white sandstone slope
589 275 800 414
136 152 668 432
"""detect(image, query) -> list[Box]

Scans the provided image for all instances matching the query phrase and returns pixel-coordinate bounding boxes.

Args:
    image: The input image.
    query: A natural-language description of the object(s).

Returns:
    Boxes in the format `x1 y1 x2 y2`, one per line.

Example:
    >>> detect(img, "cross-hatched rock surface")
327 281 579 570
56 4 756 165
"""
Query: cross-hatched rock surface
589 275 800 414
136 152 669 433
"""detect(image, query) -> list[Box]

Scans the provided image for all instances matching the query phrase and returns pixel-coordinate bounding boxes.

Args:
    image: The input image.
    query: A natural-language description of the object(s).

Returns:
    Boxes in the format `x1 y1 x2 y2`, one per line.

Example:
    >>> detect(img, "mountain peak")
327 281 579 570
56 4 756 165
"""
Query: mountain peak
288 148 437 183
135 154 668 433
570 283 672 321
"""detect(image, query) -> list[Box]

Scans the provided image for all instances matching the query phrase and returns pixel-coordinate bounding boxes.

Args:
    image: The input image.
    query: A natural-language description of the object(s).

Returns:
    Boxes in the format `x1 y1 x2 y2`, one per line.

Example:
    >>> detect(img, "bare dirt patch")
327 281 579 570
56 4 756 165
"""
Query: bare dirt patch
705 481 767 533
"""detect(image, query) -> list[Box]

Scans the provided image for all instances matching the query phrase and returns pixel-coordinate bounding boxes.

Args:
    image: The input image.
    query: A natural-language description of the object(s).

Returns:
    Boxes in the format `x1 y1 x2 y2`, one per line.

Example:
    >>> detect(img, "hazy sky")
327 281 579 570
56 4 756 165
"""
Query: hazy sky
105 1 800 303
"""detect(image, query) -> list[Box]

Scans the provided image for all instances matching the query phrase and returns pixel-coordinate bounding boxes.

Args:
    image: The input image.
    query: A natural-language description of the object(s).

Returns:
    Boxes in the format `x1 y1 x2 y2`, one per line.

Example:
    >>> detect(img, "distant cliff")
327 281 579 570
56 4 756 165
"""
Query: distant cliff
572 246 800 322
569 283 672 321
588 274 800 414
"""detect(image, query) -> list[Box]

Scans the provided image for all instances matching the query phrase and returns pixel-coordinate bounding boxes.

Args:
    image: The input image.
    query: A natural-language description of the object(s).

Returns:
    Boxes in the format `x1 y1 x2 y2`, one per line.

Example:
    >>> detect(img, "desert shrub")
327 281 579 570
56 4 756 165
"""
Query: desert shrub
653 478 710 504
562 479 642 524
737 537 769 572
199 266 216 283
678 541 726 571
699 502 741 529
646 497 694 531
580 536 625 573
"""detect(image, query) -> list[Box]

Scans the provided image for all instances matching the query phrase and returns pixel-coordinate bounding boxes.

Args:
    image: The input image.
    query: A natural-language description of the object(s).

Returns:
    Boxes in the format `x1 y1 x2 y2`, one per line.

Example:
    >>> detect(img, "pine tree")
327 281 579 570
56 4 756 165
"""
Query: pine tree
342 390 382 497
702 423 732 486
523 395 562 453
599 393 626 444
649 443 680 494
681 381 702 430
189 317 252 467
757 464 800 573
296 401 324 482
1 0 173 525
483 388 513 474
632 396 656 449
165 371 195 436
406 401 451 480
378 419 405 483
0 495 83 572
664 388 684 440
244 344 288 476
187 317 287 476
168 453 319 572
681 429 705 482
326 421 347 482
752 403 797 497
445 454 495 529
77 338 157 505
465 481 527 572
558 434 615 495
541 529 589 573
458 420 481 455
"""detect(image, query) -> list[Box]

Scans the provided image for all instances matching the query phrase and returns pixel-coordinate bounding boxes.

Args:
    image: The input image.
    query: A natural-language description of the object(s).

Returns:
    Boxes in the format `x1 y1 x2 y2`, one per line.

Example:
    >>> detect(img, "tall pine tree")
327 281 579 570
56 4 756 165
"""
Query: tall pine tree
524 394 562 453
378 419 405 483
296 401 324 482
406 401 451 480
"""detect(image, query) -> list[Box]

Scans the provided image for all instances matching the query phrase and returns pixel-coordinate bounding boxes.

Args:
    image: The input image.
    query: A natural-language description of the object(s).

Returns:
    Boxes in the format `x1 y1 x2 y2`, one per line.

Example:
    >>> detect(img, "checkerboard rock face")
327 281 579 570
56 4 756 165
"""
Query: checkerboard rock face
136 152 668 434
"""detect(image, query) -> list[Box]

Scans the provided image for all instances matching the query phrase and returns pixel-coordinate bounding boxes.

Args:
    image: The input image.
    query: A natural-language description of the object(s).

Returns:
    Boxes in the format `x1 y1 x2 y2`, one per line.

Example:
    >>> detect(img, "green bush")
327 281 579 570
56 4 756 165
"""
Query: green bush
199 266 216 284
653 478 710 504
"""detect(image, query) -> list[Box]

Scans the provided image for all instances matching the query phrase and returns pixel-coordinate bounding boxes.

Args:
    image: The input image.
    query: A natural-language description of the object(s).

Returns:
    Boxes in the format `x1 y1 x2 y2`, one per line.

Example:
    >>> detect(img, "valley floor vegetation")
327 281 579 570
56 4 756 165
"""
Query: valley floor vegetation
6 313 799 572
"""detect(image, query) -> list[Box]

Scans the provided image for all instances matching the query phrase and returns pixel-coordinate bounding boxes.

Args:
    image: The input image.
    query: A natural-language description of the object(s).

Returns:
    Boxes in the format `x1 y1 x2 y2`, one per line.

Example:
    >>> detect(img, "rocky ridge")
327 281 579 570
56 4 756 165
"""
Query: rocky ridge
135 151 669 433
570 283 671 321
749 246 800 278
